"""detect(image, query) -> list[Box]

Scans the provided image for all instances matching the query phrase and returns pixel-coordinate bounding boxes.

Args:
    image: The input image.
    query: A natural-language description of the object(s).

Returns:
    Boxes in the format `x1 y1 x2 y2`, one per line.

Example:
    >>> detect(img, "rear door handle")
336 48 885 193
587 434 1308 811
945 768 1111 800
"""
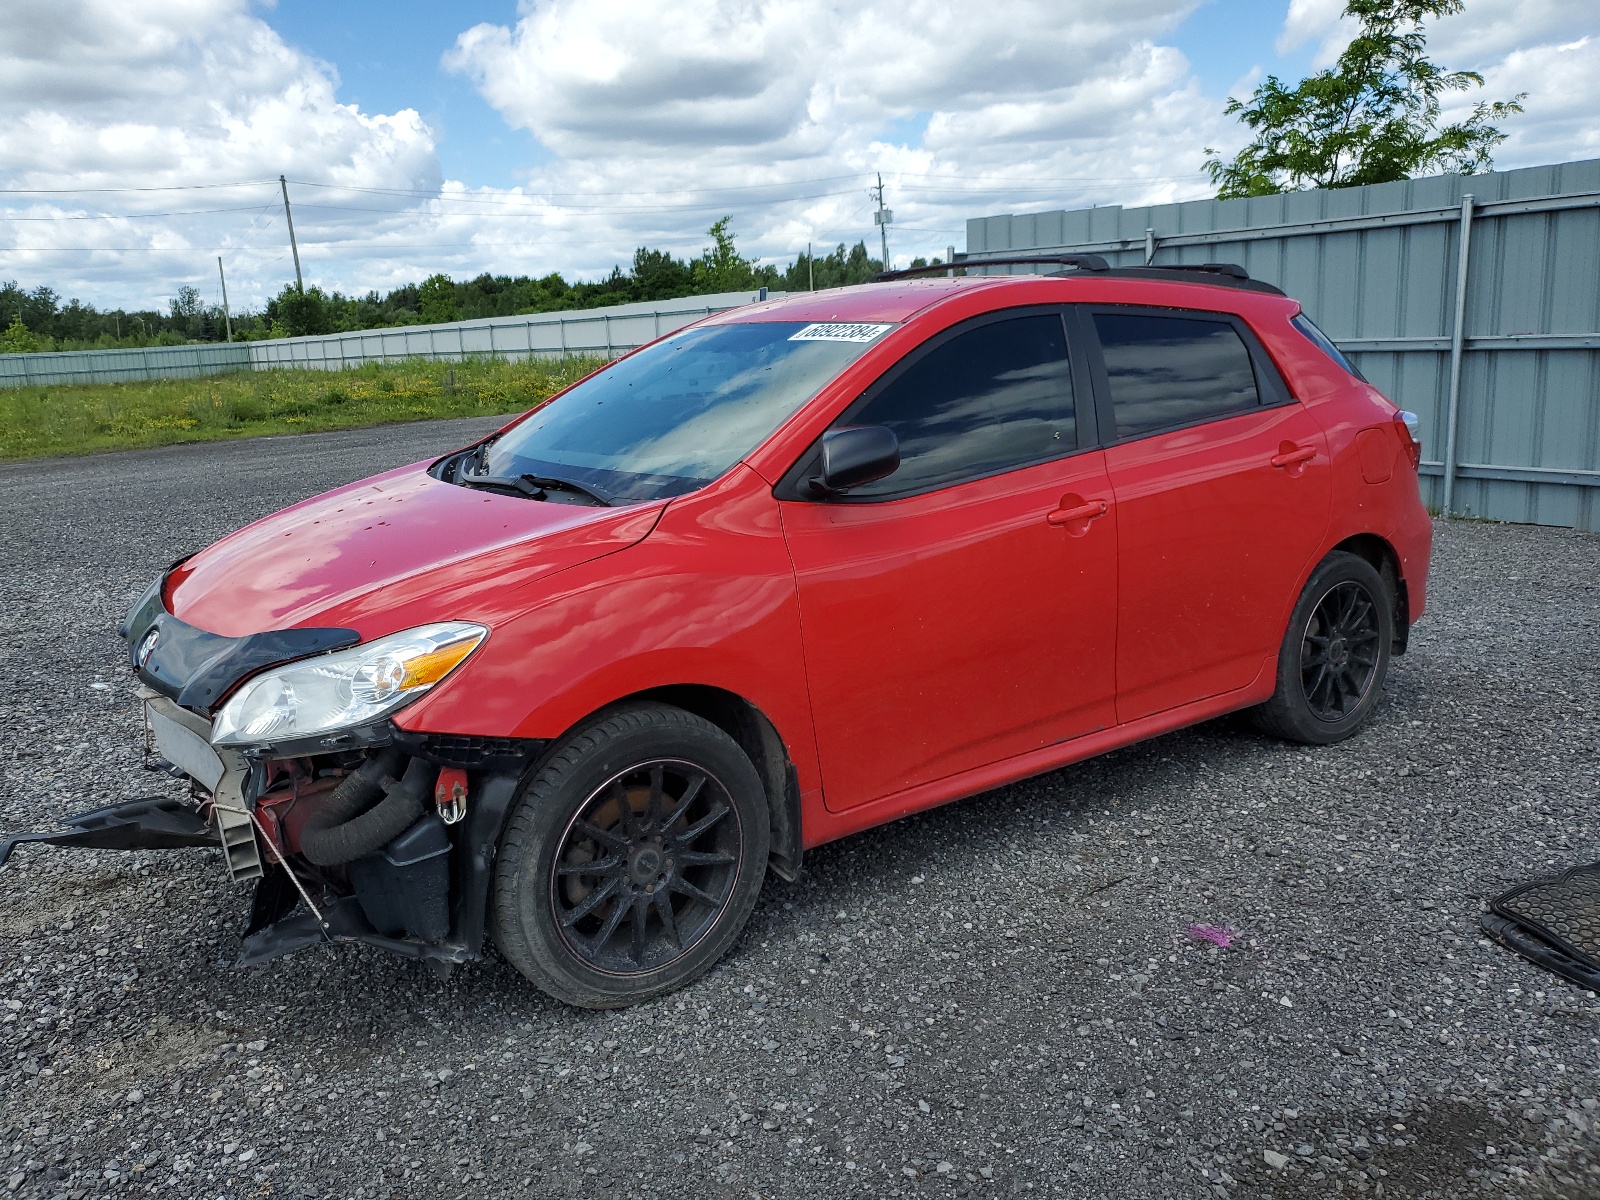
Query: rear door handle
1047 499 1110 527
1270 445 1317 469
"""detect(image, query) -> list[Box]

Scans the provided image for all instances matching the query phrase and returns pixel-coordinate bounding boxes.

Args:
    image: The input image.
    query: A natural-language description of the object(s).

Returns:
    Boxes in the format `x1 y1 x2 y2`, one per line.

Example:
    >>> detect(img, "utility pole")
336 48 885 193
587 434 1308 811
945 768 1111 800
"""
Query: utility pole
217 256 233 343
872 174 892 271
279 174 304 292
807 241 814 291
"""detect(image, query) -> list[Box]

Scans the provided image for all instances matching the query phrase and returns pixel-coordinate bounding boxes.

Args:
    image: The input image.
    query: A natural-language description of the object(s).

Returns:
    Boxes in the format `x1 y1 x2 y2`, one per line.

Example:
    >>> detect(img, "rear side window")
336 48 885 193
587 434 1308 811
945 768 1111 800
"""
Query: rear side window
1292 314 1367 381
1093 312 1261 438
841 312 1075 497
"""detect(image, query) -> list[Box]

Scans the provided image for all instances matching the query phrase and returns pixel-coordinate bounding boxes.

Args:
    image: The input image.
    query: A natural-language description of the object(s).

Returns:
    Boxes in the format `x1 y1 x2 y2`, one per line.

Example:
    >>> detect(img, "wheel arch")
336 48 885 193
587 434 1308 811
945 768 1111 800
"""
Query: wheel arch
1328 532 1410 653
581 684 803 882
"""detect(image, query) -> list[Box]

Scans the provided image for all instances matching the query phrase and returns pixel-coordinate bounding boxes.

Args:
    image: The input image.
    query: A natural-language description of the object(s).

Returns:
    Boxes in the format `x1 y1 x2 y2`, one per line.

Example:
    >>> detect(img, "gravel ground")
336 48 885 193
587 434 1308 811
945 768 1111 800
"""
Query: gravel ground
1 420 1598 1200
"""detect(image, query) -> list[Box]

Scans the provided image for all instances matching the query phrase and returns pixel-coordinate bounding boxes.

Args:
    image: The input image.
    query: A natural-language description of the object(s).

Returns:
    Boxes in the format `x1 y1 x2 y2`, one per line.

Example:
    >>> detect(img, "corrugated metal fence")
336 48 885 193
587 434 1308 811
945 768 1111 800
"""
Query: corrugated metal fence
966 158 1600 531
0 289 773 390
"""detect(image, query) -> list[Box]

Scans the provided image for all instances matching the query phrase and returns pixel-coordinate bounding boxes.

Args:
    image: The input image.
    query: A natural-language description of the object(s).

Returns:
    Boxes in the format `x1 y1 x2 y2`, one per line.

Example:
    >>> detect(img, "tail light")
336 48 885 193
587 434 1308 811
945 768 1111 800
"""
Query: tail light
1394 410 1422 469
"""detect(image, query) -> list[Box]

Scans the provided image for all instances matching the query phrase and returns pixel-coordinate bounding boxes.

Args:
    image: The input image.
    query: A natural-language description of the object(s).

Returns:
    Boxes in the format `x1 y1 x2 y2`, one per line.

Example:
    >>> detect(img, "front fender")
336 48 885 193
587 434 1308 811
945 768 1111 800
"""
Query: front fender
394 465 825 803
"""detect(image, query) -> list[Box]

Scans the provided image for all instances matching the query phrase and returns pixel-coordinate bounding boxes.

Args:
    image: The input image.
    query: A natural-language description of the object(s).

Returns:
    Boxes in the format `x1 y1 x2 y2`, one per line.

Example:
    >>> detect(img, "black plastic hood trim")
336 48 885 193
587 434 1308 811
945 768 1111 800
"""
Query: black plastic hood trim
121 569 360 714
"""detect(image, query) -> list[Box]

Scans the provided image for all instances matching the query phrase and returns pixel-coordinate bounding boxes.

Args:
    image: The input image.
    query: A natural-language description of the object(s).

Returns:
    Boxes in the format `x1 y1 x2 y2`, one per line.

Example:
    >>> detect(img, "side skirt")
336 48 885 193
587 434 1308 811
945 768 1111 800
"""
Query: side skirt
804 657 1277 849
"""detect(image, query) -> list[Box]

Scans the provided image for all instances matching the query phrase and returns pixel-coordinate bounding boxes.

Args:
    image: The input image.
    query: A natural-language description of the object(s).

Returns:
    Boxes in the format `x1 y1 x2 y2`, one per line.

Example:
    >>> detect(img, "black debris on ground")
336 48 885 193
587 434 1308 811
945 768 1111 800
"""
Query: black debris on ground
0 421 1597 1199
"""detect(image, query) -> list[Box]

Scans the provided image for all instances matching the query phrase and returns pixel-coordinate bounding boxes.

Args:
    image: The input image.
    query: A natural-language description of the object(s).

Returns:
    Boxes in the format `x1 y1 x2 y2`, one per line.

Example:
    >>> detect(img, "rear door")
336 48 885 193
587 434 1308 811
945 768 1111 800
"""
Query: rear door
778 308 1119 813
1079 306 1331 723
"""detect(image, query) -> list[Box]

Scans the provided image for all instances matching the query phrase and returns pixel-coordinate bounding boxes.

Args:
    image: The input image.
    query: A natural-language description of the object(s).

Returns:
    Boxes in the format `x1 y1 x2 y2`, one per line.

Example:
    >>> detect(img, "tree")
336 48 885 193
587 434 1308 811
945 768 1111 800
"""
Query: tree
0 314 50 354
692 218 758 292
1203 0 1524 199
269 284 333 338
418 273 460 323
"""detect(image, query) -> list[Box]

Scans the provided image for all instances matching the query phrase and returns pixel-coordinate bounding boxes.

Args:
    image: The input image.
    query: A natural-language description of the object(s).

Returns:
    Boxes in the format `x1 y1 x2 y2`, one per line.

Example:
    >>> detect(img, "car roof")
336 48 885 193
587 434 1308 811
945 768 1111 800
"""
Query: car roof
704 273 1294 327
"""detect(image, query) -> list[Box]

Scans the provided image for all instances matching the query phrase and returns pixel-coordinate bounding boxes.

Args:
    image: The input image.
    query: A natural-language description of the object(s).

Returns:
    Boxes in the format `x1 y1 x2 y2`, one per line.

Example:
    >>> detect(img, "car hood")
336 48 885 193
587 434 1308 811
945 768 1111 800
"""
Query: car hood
165 460 666 637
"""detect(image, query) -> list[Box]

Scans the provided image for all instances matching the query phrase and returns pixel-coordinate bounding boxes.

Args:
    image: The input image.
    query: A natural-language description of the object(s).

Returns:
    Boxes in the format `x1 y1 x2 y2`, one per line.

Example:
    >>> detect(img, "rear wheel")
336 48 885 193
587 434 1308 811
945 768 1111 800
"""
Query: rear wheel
492 703 769 1008
1252 551 1395 745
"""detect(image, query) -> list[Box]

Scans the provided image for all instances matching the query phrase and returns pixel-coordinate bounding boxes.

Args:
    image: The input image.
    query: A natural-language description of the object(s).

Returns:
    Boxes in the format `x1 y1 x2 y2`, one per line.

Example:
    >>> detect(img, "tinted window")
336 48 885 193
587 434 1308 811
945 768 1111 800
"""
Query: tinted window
1292 313 1367 381
1094 312 1261 438
842 313 1074 496
483 322 877 502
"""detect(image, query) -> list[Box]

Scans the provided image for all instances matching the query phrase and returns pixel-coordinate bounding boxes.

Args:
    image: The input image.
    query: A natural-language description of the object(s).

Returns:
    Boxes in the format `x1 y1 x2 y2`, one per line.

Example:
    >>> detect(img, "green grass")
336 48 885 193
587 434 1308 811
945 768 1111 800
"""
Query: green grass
0 356 606 460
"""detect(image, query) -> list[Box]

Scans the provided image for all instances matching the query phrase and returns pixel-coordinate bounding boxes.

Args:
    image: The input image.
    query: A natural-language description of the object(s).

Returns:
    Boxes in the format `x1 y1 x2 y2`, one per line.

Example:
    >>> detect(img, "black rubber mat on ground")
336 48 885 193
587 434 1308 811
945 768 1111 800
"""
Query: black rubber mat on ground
1482 863 1600 992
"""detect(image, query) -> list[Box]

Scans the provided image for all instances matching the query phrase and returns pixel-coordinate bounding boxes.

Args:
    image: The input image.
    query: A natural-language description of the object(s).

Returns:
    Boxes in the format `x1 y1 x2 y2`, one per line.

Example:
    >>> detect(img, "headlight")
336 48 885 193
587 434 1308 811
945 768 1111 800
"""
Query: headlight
211 622 487 748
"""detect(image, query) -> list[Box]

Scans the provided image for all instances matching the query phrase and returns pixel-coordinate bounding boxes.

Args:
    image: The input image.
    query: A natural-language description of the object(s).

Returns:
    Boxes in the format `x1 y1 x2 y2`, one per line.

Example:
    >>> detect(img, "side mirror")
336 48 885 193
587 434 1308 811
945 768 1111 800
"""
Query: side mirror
811 425 900 495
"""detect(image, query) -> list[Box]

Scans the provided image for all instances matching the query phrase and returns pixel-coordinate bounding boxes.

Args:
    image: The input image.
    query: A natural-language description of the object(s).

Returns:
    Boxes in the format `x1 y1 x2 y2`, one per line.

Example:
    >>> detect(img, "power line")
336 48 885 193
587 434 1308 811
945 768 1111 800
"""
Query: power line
0 181 276 194
284 174 873 200
0 205 279 221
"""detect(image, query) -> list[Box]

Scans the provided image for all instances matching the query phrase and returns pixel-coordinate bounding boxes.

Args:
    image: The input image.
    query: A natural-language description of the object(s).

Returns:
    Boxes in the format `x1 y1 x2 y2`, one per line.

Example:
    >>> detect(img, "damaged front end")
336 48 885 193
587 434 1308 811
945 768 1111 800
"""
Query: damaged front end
2 567 541 976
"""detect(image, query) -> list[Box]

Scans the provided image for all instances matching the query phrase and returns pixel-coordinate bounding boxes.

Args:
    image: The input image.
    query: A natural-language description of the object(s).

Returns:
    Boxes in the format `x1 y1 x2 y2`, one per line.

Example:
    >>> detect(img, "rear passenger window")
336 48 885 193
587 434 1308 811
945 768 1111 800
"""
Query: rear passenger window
843 313 1074 496
1093 312 1261 438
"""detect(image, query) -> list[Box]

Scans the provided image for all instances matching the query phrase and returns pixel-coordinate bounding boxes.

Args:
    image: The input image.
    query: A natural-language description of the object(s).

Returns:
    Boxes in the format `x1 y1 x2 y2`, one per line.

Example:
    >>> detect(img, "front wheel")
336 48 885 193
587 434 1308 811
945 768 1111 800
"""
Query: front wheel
1252 551 1395 745
492 703 770 1008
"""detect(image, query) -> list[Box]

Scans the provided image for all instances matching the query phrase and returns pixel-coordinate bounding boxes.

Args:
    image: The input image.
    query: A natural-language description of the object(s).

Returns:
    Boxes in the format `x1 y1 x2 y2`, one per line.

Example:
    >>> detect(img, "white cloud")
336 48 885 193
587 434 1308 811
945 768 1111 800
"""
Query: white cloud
3 0 1595 313
0 0 437 308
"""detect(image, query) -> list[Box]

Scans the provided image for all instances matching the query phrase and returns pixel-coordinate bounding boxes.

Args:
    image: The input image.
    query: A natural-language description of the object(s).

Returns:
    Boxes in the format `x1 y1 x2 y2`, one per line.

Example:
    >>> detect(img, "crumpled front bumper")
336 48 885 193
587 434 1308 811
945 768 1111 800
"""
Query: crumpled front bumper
0 795 214 871
0 691 257 878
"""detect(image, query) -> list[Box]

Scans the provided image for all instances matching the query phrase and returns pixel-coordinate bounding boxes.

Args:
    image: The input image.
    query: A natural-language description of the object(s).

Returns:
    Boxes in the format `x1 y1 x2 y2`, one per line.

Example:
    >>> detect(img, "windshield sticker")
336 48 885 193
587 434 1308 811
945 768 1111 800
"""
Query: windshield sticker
788 323 893 343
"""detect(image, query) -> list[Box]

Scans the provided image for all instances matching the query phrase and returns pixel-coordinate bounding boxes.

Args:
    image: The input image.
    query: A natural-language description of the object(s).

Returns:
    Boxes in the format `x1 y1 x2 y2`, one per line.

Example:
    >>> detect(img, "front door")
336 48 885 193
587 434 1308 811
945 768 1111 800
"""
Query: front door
779 309 1120 813
1083 306 1332 723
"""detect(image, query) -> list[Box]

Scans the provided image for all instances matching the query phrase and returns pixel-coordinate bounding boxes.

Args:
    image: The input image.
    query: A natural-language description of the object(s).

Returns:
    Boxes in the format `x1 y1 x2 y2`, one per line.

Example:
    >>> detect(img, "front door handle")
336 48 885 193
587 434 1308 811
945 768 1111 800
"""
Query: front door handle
1047 498 1110 527
1270 444 1317 469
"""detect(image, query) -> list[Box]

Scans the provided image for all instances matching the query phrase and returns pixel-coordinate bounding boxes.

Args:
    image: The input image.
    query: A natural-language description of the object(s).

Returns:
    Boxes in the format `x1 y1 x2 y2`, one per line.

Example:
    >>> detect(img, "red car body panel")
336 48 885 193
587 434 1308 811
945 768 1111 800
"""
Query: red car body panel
166 465 666 637
165 273 1433 855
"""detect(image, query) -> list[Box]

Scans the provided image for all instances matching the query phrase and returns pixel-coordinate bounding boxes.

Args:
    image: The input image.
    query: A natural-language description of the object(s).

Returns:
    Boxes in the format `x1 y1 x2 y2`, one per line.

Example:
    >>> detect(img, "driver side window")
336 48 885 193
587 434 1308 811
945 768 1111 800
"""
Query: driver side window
839 311 1076 498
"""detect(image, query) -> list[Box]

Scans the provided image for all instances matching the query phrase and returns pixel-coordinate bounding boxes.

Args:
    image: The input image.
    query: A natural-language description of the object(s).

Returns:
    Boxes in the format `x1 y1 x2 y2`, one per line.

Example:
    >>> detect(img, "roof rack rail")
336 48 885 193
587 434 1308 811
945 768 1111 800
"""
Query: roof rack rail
1105 263 1284 295
875 253 1108 282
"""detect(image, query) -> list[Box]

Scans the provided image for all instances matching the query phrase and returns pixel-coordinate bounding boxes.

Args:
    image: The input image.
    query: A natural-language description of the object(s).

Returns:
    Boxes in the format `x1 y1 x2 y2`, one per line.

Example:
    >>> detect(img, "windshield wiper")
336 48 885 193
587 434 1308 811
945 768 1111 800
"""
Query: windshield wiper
454 464 613 507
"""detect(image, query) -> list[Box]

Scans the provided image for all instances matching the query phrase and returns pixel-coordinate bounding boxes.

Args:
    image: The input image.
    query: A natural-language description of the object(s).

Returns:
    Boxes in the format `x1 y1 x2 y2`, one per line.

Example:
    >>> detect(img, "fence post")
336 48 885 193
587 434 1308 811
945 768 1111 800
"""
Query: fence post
603 314 612 358
1441 193 1475 516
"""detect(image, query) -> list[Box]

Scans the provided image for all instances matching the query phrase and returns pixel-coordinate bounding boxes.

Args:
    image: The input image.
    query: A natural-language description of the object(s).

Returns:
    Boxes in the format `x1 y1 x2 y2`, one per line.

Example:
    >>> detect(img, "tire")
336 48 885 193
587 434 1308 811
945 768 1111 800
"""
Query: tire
492 702 770 1008
1251 551 1395 745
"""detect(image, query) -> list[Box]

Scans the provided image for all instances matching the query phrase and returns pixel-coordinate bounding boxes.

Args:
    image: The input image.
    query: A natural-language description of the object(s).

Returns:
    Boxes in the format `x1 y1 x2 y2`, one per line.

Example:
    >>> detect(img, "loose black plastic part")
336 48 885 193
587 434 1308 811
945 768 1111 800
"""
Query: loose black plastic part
0 796 213 870
236 896 472 967
1481 912 1600 993
876 253 1109 281
350 815 452 942
812 425 900 494
121 575 361 714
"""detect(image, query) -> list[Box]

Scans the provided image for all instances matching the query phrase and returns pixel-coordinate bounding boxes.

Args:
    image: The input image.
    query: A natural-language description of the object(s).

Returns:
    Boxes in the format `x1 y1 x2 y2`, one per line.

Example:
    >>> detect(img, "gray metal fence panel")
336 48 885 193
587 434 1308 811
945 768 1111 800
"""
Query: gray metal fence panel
0 290 773 390
0 342 253 388
966 158 1600 531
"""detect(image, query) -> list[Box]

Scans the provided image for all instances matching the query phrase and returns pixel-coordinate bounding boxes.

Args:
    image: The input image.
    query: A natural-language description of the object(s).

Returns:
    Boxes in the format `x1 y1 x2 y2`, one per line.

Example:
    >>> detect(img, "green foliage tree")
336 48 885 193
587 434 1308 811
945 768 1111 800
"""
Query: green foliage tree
418 273 460 323
692 218 759 292
270 285 334 338
0 314 51 354
1204 0 1524 198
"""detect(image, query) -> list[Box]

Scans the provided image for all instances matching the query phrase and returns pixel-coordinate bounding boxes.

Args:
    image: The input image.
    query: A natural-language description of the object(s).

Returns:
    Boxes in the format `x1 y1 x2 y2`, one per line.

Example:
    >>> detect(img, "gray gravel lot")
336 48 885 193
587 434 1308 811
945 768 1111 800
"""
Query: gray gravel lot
1 419 1598 1200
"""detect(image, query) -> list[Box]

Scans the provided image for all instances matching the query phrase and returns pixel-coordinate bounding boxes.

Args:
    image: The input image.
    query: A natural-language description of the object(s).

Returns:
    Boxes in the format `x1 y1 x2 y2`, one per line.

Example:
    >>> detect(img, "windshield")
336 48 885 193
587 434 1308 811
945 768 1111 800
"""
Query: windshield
480 321 886 502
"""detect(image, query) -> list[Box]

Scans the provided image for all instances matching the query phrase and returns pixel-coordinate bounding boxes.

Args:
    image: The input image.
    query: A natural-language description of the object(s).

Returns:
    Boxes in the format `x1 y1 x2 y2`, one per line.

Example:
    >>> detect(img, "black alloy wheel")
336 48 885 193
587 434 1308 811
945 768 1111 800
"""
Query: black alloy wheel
1252 550 1395 745
493 703 769 1007
1299 580 1383 721
551 759 740 975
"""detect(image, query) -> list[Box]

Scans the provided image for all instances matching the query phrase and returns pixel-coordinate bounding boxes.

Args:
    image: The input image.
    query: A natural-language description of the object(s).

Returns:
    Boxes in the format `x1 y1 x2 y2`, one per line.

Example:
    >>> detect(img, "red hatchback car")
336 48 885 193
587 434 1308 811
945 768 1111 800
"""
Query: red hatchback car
3 258 1431 1007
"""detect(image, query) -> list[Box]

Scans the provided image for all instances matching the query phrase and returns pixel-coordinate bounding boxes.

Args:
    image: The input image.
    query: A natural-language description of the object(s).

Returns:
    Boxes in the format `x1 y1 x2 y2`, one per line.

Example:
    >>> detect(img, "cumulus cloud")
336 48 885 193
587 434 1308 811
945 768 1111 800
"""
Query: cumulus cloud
0 0 438 308
2 0 1595 312
439 0 1225 274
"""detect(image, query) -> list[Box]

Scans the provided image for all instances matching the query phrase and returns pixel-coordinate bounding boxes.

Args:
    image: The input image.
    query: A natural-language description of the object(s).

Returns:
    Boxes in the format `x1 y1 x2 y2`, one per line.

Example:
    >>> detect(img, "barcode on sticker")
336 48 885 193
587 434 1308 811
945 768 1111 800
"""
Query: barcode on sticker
789 323 893 343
